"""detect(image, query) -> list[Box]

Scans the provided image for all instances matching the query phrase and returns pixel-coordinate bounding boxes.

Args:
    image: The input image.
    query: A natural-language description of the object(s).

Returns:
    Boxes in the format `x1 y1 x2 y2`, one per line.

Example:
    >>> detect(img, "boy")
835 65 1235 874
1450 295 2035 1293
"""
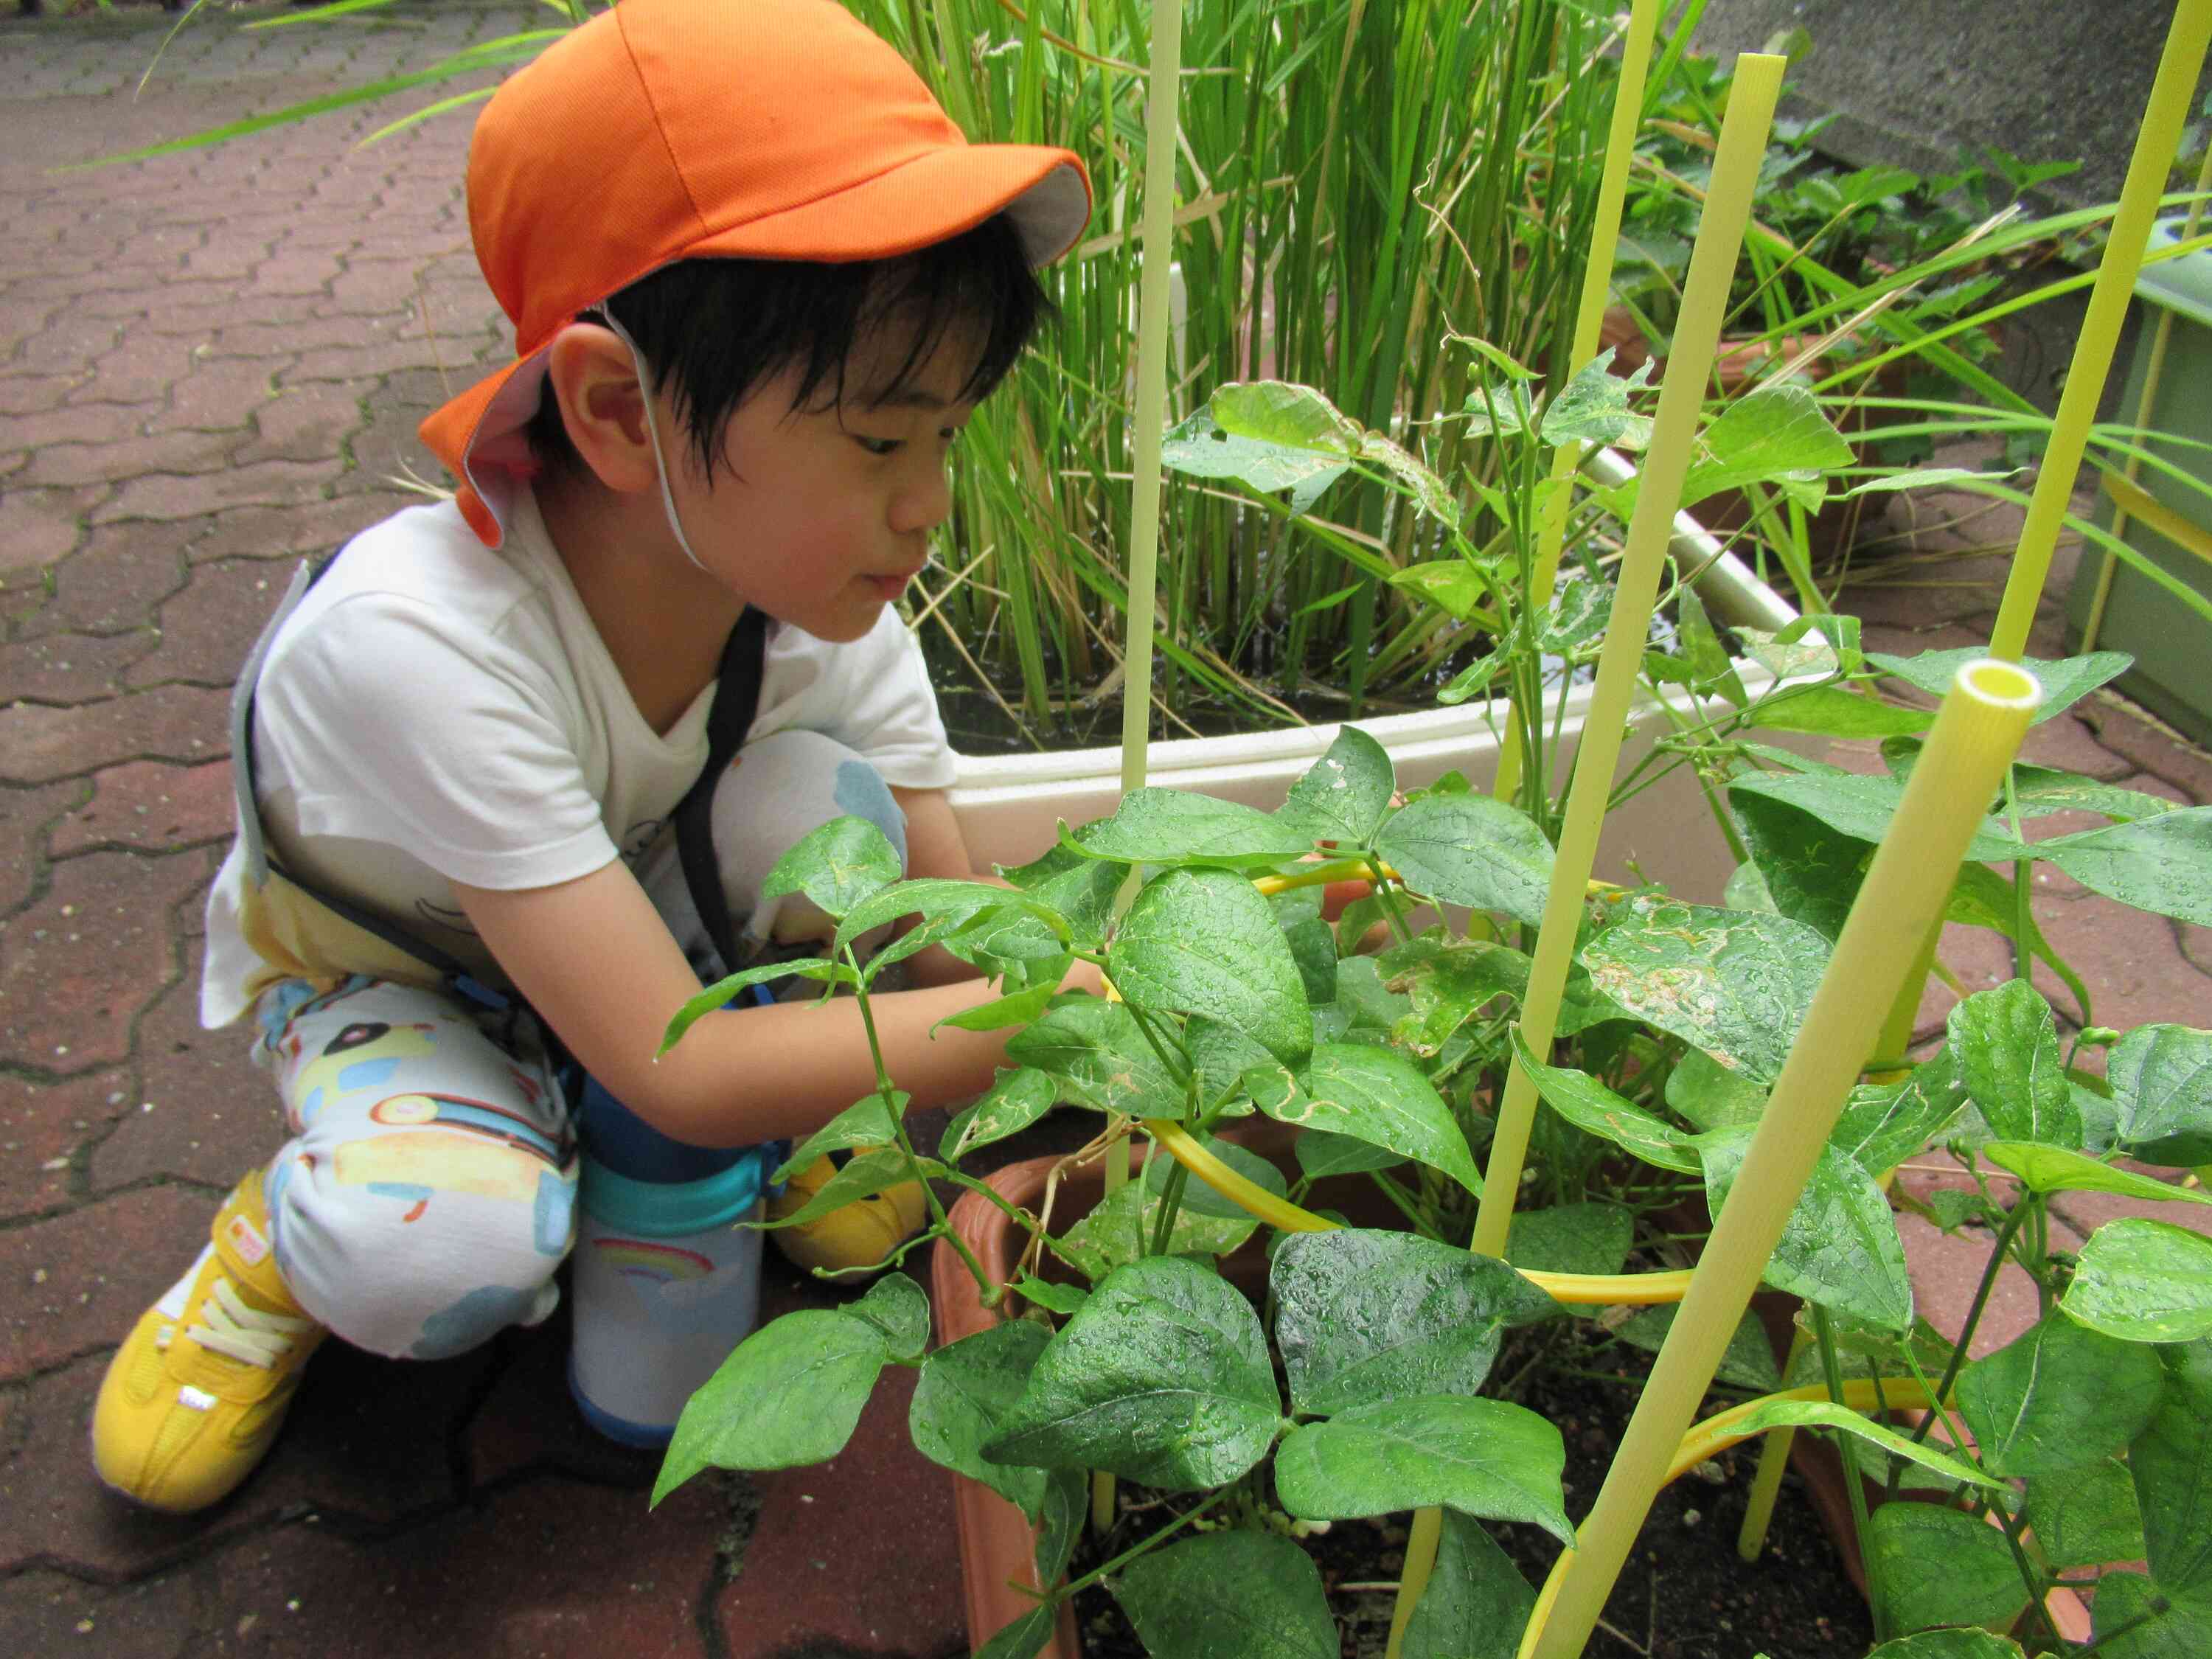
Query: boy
91 0 1093 1512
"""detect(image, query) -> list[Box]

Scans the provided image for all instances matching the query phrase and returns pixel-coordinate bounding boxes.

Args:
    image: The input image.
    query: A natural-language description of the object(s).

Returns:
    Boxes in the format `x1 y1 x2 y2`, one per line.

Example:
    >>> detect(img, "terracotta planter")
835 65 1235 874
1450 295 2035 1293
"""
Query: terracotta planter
932 1150 1085 1658
931 1152 2087 1656
933 1132 1342 1659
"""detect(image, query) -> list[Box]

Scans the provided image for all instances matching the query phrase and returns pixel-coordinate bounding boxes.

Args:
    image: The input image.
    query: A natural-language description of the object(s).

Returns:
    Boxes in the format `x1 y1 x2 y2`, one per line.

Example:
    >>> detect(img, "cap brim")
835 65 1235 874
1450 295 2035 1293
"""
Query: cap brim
417 350 552 549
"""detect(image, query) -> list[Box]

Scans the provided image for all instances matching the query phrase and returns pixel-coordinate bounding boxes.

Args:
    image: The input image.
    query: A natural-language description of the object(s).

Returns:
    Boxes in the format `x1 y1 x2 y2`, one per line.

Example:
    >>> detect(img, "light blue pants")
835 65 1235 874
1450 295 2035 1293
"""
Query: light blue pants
248 729 909 1359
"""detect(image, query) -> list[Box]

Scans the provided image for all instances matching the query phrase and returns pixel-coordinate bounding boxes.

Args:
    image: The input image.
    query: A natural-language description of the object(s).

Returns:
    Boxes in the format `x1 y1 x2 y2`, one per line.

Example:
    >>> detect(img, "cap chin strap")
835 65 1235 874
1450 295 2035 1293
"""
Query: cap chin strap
601 313 711 574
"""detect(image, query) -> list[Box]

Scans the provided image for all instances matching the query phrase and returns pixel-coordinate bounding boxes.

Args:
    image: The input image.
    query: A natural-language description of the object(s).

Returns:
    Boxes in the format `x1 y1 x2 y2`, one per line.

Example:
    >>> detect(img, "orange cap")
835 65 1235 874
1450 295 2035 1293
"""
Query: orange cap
418 0 1091 547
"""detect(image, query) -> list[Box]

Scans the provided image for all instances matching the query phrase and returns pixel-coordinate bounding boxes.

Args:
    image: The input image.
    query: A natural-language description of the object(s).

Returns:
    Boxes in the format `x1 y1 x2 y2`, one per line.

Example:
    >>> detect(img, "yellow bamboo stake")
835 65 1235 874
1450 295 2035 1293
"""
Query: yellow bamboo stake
1378 58 1790 1659
1470 53 1788 1260
1526 658 2043 1659
1096 0 1187 1543
1738 916 1937 1560
1531 1377 1951 1658
1986 0 2212 661
1492 0 1669 810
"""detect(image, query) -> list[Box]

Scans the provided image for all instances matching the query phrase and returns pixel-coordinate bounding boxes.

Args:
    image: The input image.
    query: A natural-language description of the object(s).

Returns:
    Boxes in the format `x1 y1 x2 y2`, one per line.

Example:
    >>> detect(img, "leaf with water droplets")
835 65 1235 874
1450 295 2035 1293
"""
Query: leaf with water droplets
983 1255 1279 1490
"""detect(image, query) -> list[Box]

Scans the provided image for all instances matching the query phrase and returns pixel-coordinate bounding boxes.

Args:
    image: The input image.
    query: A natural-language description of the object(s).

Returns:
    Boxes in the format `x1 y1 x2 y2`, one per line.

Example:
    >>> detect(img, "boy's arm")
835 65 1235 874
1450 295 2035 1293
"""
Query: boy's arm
452 858 1088 1147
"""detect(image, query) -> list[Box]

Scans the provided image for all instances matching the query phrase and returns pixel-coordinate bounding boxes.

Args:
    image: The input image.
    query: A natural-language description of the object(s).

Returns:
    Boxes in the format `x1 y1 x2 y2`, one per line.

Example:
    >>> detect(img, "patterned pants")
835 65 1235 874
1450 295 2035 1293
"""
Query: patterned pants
247 729 909 1359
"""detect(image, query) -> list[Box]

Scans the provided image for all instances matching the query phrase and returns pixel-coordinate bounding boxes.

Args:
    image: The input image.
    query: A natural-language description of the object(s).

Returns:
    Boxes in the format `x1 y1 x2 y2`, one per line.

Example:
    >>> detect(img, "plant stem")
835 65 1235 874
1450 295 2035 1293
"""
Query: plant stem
1149 1160 1190 1255
1910 1199 2034 1447
1812 1304 1887 1645
1054 1486 1237 1603
843 942 991 1295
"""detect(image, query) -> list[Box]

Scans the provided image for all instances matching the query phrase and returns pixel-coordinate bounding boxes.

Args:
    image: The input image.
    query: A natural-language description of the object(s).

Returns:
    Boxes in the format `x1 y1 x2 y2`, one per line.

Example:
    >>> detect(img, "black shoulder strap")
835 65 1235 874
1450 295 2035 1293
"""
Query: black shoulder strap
673 607 771 974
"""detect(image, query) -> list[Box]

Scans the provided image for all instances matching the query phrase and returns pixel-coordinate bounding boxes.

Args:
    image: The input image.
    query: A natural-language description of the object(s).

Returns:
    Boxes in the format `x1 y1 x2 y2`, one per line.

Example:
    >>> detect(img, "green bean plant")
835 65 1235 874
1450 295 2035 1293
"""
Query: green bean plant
650 350 2212 1655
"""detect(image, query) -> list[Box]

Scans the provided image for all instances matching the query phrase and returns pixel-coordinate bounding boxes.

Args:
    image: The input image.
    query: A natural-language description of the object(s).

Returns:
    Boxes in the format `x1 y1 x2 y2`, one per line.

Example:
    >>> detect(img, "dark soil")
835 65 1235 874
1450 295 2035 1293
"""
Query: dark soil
1067 1344 1875 1659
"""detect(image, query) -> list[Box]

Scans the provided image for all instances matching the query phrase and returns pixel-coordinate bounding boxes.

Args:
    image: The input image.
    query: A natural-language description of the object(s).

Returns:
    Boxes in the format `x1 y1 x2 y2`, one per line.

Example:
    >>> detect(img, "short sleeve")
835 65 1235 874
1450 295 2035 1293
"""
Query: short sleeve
751 610 956 790
255 592 619 890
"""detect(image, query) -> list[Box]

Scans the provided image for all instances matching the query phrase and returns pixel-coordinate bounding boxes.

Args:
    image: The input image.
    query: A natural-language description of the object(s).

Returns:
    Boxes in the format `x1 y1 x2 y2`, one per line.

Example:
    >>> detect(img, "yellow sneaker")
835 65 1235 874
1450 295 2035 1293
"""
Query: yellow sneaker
91 1168 325 1513
767 1148 929 1278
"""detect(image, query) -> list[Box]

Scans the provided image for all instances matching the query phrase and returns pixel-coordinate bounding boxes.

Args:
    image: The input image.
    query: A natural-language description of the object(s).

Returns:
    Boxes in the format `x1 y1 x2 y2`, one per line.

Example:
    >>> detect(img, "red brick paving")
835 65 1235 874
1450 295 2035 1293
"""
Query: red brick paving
4 4 2211 1658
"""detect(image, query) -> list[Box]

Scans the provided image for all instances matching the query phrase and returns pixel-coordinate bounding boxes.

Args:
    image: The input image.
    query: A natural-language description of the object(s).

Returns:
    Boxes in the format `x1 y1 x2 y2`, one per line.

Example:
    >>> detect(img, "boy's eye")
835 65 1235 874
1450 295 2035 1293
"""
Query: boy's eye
854 435 902 456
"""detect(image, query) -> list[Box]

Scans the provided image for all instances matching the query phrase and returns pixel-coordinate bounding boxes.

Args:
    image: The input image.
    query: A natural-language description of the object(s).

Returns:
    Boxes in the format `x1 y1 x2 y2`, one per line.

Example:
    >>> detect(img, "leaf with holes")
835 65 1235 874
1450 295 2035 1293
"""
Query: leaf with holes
760 815 902 922
1276 726 1396 848
1006 998 1184 1119
939 1068 1060 1167
1578 900 1830 1083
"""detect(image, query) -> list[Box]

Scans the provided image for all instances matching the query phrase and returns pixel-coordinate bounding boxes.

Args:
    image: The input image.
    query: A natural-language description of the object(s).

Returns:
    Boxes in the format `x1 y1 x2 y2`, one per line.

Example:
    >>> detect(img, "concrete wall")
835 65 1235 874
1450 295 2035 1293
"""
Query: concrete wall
1693 0 2212 212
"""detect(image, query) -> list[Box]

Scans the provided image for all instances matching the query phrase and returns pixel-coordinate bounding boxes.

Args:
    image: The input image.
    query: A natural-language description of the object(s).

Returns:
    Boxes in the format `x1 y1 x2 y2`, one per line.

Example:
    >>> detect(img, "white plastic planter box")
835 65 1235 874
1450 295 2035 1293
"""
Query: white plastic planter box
949 459 1807 905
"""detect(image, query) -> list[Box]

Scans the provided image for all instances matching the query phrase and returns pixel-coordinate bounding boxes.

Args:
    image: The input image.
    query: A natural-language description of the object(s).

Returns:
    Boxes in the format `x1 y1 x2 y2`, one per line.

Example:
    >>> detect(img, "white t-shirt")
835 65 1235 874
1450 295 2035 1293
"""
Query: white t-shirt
200 491 955 1027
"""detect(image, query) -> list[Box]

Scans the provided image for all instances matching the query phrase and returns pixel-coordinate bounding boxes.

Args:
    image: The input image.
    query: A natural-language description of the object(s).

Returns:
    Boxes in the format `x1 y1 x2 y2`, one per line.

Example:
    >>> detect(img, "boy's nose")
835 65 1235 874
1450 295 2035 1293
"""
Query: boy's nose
890 457 954 536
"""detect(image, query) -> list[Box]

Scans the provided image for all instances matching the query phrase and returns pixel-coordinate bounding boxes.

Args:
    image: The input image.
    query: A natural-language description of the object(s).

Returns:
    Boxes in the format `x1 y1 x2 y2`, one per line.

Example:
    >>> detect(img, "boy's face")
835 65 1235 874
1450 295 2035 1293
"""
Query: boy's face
669 325 978 644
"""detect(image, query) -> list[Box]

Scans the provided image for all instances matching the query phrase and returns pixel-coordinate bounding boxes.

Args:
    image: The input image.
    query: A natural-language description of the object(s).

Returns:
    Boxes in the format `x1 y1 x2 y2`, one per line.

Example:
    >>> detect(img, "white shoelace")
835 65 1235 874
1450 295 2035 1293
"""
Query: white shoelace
184 1277 314 1368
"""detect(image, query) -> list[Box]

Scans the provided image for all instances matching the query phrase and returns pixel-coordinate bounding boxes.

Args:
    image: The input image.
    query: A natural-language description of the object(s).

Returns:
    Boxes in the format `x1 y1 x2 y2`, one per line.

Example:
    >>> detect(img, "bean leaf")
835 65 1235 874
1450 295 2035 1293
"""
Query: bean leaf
984 1255 1279 1490
1399 1512 1537 1659
1271 1230 1560 1415
653 1308 889 1503
2062 1219 2212 1343
1274 1396 1572 1543
909 1320 1053 1517
1862 1501 2030 1634
1109 869 1312 1069
2110 1023 2212 1165
1578 900 1830 1082
1276 726 1396 847
939 1068 1061 1165
1006 997 1184 1119
1065 787 1317 869
1948 979 2079 1148
1375 793 1556 925
1113 1528 1338 1659
1698 1127 1913 1329
760 815 902 922
1955 1310 2166 1477
1245 1043 1484 1194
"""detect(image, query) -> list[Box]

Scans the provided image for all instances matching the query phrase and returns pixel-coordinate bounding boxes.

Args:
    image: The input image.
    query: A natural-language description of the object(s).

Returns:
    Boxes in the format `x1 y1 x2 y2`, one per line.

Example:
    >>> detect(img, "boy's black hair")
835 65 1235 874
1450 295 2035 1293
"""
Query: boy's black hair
526 212 1051 479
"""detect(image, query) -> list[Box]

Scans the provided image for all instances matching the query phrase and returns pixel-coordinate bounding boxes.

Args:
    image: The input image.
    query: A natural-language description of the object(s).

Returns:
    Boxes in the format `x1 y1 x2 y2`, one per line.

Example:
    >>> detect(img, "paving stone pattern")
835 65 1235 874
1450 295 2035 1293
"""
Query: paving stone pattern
1 5 2210 1658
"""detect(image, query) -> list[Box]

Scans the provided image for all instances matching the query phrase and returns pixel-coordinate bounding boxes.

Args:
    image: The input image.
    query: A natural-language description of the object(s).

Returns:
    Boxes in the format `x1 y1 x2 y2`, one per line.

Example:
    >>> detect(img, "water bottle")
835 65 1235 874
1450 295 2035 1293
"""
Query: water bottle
568 1078 776 1447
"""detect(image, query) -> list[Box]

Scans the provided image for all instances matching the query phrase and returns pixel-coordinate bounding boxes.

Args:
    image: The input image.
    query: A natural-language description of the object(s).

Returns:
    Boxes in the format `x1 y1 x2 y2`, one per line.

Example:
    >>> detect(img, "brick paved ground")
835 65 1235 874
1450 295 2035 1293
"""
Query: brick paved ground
1 4 2208 1658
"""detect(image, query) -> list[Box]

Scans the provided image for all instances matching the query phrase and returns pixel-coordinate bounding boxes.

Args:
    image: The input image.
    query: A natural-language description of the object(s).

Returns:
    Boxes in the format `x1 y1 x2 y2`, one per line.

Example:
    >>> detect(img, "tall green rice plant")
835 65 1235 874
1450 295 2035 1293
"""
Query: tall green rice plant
858 0 1675 742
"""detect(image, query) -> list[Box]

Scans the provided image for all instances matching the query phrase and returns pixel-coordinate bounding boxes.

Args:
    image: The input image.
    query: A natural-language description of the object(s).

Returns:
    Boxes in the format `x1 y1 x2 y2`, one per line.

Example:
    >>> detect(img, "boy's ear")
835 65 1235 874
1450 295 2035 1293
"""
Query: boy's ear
543 323 662 495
